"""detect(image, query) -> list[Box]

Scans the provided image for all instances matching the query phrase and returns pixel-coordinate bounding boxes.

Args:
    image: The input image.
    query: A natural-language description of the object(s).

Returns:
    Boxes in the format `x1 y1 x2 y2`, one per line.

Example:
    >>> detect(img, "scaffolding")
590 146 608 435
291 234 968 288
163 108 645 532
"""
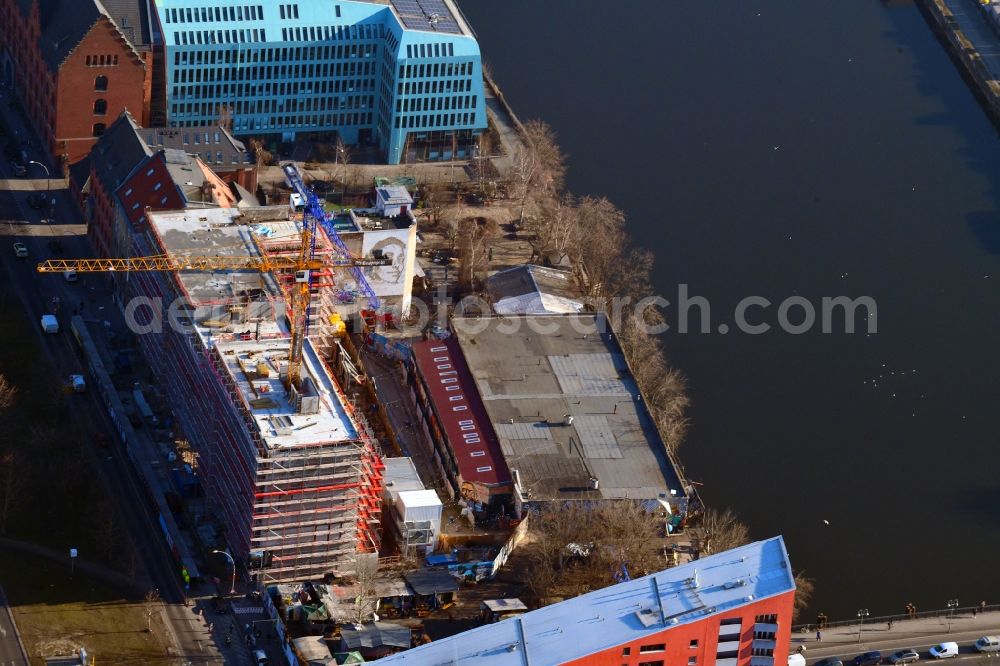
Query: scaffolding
119 208 384 583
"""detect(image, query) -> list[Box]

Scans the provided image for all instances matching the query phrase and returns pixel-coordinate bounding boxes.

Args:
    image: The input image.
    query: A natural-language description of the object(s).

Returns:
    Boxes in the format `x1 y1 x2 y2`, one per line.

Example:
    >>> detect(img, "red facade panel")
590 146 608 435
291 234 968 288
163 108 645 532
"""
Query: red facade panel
566 590 795 666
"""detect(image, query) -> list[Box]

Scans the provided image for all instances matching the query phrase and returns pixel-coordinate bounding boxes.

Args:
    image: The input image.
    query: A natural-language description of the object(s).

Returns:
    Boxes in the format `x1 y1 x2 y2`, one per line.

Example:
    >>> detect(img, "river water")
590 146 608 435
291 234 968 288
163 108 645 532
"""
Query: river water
458 0 1000 618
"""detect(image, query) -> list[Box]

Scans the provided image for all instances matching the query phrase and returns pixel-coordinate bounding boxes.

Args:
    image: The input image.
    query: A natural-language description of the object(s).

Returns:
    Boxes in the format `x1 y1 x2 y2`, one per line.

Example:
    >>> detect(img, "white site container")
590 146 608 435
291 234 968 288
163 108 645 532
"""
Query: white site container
41 314 59 333
397 489 443 525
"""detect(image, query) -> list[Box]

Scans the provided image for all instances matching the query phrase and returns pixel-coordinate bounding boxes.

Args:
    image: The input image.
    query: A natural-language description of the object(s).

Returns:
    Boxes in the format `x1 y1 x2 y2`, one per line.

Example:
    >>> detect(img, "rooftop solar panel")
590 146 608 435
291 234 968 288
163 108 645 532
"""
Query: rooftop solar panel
390 0 462 34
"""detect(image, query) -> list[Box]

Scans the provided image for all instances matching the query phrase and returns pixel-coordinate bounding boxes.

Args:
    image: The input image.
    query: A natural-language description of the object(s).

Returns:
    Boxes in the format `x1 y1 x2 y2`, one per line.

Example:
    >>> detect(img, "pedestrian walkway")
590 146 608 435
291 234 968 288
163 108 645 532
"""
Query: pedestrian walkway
795 607 1000 659
0 585 29 666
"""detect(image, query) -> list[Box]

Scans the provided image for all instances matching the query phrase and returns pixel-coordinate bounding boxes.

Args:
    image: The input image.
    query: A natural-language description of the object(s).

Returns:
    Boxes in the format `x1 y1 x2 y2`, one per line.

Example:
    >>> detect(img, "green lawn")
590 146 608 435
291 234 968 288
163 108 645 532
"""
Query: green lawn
1 553 170 665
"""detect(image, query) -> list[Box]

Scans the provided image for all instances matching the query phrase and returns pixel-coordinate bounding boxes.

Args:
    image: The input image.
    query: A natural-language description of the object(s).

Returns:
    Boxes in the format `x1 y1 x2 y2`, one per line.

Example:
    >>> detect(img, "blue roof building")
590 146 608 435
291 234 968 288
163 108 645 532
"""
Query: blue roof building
151 0 487 163
371 536 798 666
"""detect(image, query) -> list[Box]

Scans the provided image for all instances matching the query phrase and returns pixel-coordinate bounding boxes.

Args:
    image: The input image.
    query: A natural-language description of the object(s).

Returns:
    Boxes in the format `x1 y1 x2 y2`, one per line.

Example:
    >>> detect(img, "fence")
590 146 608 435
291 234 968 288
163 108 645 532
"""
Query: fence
793 603 1000 634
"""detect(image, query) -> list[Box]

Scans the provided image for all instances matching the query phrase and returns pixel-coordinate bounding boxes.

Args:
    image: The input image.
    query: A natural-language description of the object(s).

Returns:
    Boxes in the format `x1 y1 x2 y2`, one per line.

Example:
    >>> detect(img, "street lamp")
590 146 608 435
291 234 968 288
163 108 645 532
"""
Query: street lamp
26 160 51 220
212 549 237 595
857 608 869 643
947 598 959 632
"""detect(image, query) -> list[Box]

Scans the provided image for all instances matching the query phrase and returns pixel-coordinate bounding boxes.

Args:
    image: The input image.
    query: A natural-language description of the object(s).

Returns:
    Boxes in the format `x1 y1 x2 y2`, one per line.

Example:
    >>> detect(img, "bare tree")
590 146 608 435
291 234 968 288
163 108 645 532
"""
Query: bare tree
531 194 580 265
92 497 123 563
423 188 446 227
0 374 15 414
351 554 383 624
248 138 272 169
699 507 751 556
143 589 160 633
457 217 500 286
334 136 352 186
521 120 565 194
793 571 815 622
0 450 26 535
522 502 664 601
616 317 690 455
509 119 566 226
216 105 233 131
509 142 538 226
575 196 627 298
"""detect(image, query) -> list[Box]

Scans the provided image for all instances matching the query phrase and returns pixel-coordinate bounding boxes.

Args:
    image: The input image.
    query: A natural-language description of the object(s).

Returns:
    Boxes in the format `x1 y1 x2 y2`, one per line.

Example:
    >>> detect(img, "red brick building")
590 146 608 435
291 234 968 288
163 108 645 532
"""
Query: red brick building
79 111 255 258
0 0 152 165
372 536 797 666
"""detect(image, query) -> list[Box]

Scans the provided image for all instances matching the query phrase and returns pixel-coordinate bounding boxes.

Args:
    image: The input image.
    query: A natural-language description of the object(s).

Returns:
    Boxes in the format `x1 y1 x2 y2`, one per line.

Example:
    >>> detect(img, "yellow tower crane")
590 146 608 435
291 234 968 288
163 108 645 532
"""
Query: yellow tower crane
37 228 389 387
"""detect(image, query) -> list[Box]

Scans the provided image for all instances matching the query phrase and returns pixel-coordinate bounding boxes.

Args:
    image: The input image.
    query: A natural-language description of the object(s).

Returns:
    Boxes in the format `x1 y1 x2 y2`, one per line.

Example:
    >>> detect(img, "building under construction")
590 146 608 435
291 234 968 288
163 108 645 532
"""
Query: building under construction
122 206 383 583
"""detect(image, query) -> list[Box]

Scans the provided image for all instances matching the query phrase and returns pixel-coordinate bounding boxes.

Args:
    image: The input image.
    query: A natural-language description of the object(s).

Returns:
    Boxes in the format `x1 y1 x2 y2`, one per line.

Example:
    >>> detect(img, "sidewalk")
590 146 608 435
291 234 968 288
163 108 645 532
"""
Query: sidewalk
795 608 1000 657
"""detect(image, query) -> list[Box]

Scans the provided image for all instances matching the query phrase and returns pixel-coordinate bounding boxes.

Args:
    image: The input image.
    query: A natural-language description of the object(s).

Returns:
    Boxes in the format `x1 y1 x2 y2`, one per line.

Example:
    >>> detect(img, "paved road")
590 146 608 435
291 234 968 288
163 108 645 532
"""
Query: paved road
0 87 229 664
0 586 28 666
939 0 1000 74
793 610 1000 664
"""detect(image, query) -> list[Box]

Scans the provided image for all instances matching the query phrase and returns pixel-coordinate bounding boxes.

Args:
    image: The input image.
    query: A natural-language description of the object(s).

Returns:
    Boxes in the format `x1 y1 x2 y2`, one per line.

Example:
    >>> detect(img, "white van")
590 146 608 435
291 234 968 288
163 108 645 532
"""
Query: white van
976 636 1000 653
40 314 59 334
253 650 269 665
64 270 78 282
930 641 959 659
787 653 806 666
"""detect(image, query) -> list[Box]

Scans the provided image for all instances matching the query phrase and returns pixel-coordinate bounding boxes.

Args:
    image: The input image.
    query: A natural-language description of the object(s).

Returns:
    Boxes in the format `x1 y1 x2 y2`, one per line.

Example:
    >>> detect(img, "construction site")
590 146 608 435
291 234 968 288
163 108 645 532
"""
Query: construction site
104 196 389 584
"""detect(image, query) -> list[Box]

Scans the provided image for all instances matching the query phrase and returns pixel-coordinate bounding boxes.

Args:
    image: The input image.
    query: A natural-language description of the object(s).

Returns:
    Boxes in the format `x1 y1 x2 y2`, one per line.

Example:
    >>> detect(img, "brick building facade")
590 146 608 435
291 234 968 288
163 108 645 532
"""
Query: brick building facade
0 0 152 165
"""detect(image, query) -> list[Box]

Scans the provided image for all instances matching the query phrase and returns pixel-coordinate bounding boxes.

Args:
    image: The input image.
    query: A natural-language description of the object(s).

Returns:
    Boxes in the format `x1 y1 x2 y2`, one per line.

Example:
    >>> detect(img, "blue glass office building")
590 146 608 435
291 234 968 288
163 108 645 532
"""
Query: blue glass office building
152 0 487 163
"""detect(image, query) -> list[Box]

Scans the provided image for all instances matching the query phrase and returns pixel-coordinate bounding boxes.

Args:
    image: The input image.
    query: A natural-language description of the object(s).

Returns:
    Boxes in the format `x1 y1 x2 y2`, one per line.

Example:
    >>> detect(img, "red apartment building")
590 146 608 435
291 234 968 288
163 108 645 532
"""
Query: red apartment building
0 0 152 165
372 536 797 666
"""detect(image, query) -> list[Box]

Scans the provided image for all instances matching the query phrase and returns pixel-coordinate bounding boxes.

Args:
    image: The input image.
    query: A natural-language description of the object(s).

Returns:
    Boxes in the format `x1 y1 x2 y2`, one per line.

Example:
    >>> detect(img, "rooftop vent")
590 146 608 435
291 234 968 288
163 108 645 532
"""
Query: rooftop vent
722 579 747 590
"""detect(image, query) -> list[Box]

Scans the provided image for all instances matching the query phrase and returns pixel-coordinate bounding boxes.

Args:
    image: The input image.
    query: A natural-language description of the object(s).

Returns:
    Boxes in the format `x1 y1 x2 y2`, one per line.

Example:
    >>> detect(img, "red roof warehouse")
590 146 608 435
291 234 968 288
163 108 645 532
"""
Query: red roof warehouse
409 337 511 505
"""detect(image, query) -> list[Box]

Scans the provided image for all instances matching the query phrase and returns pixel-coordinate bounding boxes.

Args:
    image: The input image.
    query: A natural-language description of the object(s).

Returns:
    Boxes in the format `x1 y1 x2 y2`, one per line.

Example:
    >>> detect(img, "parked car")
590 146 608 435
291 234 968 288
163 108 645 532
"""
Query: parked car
26 192 44 209
12 241 27 258
975 636 1000 653
853 651 882 666
211 596 229 614
253 649 269 665
46 239 63 255
788 654 807 666
63 270 78 283
929 642 959 659
887 649 920 664
815 659 845 666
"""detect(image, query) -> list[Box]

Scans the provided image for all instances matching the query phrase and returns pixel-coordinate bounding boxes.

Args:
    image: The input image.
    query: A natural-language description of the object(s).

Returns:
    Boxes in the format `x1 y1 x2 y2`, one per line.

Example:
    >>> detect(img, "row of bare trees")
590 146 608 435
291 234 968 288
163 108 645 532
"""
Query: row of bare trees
522 502 666 602
505 121 816 614
506 121 690 454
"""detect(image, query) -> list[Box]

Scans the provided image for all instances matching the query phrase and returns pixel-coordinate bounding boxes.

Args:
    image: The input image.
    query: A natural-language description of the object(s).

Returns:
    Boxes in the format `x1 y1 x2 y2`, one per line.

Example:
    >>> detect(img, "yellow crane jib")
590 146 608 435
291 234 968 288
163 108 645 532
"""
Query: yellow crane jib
36 255 390 273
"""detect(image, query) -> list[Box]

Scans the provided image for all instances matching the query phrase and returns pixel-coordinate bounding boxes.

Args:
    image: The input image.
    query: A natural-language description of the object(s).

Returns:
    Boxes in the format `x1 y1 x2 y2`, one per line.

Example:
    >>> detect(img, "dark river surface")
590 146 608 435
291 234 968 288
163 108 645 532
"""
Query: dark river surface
457 0 1000 618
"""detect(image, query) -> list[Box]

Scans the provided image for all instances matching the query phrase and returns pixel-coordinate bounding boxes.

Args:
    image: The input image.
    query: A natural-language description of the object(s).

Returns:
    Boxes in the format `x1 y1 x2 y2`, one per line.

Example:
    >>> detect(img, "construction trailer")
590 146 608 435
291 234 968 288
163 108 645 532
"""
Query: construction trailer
121 207 383 582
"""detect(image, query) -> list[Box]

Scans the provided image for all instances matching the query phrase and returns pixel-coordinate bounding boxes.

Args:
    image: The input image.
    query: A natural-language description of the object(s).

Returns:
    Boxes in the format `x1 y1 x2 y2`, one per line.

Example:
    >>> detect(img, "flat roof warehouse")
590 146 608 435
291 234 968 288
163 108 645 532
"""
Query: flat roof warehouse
451 313 687 508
